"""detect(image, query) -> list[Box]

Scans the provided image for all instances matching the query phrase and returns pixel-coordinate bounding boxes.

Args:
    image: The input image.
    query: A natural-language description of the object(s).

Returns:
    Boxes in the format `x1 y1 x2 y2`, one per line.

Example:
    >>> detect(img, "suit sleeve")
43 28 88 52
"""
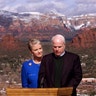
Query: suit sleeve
68 55 82 88
38 56 46 88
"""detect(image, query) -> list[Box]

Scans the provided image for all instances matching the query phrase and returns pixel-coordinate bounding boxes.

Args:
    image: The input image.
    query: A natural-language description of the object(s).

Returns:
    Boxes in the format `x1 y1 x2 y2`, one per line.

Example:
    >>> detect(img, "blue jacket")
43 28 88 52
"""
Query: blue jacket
21 59 40 88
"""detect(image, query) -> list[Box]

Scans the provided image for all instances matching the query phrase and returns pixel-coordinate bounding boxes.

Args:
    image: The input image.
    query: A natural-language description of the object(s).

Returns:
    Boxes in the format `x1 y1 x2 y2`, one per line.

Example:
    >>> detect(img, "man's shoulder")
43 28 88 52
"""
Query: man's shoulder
43 53 53 58
44 53 53 56
65 51 79 57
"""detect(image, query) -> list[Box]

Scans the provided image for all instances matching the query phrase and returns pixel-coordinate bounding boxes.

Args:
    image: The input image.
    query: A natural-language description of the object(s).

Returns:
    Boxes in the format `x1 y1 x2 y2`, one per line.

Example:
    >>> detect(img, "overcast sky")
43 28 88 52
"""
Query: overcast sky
0 0 96 17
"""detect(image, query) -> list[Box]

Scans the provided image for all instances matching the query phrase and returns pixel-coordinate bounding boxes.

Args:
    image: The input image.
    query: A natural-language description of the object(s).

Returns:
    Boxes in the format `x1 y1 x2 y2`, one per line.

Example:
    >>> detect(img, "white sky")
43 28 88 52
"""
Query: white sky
0 0 96 16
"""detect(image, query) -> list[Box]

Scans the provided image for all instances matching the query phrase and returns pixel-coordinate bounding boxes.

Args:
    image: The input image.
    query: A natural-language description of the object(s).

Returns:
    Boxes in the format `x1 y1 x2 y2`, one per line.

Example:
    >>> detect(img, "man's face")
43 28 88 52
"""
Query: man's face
52 39 65 56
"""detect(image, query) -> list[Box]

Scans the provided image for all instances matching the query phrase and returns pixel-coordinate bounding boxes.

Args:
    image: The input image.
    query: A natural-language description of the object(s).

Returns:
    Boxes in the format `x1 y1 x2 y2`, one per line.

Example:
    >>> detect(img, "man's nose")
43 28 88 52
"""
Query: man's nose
56 47 59 50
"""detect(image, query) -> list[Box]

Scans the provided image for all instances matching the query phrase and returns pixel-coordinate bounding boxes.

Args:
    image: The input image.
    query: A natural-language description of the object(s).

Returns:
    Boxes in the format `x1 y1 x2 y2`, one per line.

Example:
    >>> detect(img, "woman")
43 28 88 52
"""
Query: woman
21 39 43 88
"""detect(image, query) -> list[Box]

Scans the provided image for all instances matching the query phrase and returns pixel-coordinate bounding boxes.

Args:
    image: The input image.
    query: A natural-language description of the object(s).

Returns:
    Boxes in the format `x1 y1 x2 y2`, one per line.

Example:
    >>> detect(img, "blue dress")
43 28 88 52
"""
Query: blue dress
21 59 40 88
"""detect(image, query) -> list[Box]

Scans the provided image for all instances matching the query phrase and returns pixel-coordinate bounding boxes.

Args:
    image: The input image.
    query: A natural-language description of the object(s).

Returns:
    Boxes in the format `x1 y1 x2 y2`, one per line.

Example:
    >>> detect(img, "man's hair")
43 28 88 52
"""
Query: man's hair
51 34 66 43
28 39 41 51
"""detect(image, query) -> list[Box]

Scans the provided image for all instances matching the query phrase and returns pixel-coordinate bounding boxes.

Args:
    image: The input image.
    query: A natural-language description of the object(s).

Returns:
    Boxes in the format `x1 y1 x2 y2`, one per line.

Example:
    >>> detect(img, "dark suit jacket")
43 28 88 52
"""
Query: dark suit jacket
38 51 82 96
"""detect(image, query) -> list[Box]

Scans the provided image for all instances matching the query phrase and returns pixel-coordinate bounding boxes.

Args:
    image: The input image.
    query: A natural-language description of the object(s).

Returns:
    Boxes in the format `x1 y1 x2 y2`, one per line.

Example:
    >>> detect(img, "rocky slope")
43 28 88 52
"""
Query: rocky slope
0 11 96 49
71 28 96 48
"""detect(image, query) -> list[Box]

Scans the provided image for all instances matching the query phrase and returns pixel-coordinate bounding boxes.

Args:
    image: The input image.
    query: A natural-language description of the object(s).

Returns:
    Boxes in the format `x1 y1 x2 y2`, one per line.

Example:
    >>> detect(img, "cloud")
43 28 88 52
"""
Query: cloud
27 0 43 3
72 0 96 15
0 0 96 16
76 0 96 3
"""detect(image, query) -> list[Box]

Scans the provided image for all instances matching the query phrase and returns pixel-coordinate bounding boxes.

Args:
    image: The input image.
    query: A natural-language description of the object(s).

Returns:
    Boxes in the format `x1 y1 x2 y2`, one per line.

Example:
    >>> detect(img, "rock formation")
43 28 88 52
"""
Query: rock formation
71 28 96 48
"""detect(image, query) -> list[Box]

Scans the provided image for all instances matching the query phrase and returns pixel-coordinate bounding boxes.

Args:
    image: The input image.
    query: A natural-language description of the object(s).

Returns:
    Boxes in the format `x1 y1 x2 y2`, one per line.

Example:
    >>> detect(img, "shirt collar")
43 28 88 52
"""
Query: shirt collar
60 51 65 56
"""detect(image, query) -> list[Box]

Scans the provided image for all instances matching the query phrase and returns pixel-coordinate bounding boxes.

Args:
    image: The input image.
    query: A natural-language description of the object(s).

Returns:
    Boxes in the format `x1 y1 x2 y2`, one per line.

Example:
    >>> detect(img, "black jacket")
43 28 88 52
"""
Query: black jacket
38 51 82 96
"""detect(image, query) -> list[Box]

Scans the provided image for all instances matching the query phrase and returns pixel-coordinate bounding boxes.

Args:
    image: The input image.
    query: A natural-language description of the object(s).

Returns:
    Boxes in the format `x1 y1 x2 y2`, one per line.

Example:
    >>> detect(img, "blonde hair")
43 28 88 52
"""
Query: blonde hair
28 39 41 51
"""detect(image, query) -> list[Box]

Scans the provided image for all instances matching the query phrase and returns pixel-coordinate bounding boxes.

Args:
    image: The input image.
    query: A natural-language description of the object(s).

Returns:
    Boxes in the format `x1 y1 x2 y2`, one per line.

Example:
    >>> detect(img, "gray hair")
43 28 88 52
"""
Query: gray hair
51 34 65 43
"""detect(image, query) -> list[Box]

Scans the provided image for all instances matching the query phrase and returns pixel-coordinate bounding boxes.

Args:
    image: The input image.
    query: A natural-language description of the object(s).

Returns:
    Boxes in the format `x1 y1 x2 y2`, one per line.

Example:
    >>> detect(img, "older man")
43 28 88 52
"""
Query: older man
38 34 82 96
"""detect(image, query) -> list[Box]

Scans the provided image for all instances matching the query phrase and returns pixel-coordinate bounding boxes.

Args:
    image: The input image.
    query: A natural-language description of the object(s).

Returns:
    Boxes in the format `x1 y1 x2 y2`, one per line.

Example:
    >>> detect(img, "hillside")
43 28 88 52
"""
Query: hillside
0 11 96 42
0 12 96 95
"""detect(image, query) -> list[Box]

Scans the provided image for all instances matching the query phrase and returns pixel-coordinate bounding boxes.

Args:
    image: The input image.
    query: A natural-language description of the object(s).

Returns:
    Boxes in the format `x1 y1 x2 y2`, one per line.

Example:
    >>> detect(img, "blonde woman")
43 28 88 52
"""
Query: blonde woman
21 39 43 88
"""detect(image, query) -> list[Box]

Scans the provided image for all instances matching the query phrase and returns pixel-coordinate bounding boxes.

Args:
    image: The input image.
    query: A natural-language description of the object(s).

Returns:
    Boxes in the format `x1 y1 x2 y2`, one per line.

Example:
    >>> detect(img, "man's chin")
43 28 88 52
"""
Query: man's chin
55 54 60 56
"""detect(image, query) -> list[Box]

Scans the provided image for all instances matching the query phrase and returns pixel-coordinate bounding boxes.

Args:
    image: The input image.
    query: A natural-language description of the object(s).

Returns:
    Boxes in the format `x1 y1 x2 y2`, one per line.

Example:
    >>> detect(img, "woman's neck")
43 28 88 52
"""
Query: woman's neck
33 57 42 64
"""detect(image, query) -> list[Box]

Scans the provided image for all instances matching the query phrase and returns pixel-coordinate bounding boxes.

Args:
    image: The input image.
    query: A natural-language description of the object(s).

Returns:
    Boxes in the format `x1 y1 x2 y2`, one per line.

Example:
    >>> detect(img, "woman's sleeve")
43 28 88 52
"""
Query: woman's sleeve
21 63 28 88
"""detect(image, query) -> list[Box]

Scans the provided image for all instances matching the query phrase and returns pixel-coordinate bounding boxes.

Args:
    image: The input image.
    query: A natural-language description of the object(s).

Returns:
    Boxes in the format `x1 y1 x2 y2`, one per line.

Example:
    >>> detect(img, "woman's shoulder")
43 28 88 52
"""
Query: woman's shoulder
22 59 33 66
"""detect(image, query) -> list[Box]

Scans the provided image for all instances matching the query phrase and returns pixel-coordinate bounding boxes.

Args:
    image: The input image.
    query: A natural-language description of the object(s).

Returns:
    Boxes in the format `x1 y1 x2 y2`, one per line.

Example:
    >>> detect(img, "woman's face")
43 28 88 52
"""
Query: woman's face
31 43 43 58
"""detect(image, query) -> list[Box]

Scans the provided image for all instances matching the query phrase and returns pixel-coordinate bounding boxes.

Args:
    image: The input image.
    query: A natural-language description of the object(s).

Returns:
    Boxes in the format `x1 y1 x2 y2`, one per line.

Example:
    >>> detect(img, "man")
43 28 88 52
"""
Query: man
38 34 82 96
